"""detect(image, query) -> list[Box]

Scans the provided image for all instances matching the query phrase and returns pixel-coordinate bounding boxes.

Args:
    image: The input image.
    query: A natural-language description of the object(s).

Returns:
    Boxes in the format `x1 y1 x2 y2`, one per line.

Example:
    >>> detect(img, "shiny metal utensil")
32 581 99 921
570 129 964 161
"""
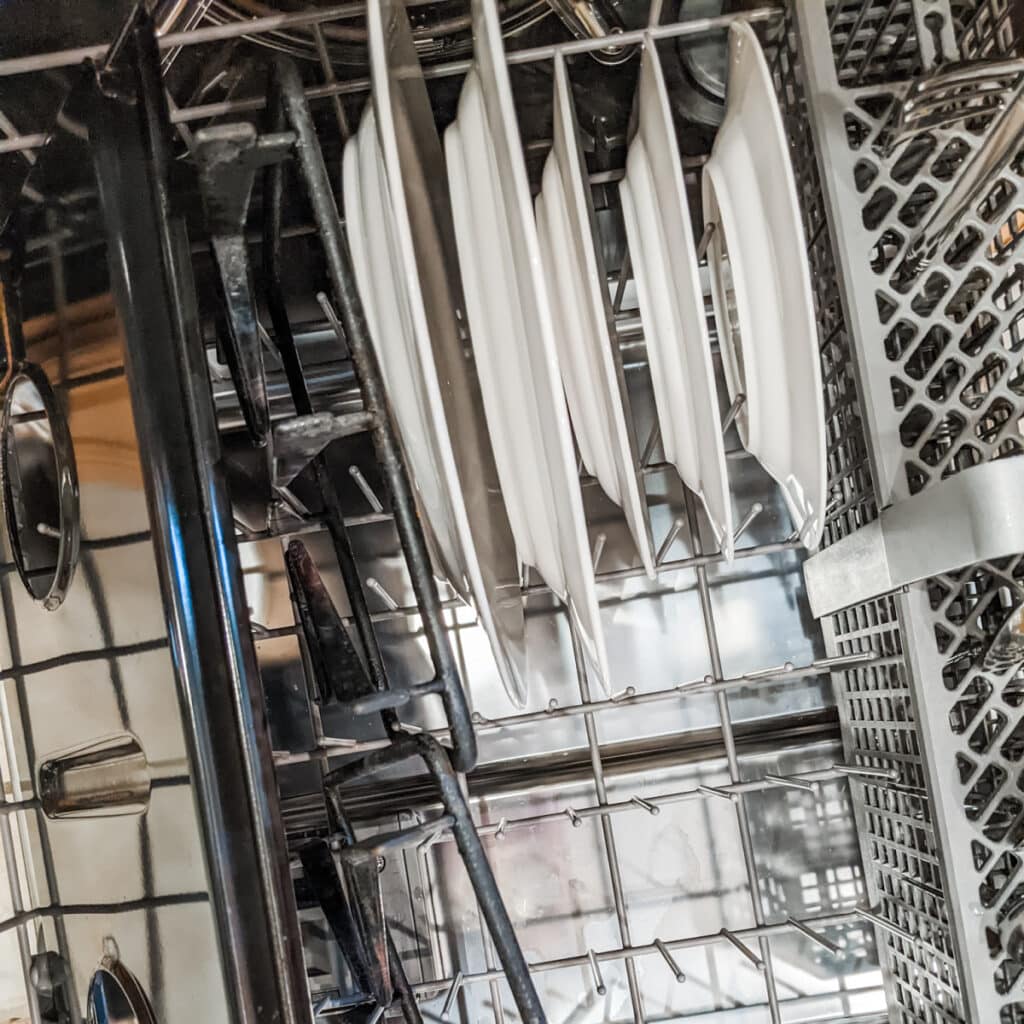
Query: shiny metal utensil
903 59 1024 271
983 599 1024 675
38 733 151 820
876 58 1024 157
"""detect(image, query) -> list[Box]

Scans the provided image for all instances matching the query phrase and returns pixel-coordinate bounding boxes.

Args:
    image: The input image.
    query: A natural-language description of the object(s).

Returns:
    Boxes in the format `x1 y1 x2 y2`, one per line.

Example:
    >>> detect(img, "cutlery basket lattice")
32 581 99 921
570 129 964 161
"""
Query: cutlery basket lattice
778 1 1024 1021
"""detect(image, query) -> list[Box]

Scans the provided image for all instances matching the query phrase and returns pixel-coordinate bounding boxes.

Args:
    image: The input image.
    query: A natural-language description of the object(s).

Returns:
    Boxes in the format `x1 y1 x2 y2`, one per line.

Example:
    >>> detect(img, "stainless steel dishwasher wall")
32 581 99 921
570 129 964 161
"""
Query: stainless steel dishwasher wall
0 288 231 1022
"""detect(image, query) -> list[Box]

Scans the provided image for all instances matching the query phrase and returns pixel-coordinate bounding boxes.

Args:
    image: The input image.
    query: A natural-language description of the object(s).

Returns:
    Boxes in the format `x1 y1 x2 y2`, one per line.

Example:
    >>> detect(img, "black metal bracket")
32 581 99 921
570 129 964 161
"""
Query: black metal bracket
286 538 373 706
274 411 372 491
194 123 293 447
263 57 479 773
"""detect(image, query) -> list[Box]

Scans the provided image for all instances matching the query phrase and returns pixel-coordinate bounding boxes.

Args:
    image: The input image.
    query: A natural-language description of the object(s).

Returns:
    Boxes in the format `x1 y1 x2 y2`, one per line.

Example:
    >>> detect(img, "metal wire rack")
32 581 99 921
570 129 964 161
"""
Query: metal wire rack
0 1 1020 1023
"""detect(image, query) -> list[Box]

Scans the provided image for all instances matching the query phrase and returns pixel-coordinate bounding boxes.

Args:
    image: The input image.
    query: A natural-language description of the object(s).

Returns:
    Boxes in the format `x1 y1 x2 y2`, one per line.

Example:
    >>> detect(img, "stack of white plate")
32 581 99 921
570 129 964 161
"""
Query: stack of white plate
535 53 656 581
444 0 610 693
619 42 734 559
344 0 827 709
344 0 529 709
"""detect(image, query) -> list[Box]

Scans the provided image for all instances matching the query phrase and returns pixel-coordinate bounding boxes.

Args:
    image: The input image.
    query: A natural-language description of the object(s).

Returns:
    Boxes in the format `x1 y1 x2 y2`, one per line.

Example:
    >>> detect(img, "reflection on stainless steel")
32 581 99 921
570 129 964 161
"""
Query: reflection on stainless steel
0 274 81 611
86 956 156 1024
1 363 81 611
877 57 1024 157
544 0 634 65
38 734 150 820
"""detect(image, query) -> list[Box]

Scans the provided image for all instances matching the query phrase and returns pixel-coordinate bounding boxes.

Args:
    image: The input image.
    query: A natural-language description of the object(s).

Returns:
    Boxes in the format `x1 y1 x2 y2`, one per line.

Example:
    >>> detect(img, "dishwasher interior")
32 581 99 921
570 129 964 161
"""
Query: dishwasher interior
0 1 1022 1023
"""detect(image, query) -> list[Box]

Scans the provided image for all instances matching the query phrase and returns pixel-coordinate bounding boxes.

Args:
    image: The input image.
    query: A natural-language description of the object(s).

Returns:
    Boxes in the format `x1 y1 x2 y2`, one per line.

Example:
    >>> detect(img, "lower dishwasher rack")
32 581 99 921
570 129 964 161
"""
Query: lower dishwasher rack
0 2 1019 1024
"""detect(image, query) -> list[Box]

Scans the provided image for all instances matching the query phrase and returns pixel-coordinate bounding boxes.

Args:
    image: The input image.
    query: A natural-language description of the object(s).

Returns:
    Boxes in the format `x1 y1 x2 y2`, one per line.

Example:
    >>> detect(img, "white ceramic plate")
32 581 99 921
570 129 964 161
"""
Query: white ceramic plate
536 54 656 580
703 21 826 550
444 0 610 691
343 115 463 589
344 93 529 708
619 41 734 559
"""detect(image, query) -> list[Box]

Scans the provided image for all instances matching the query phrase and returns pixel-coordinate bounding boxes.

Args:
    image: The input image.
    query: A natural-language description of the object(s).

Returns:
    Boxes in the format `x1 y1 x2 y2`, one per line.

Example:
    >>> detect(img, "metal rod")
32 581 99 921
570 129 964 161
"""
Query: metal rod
612 250 632 315
683 491 782 1023
786 917 841 956
732 502 764 545
696 221 717 262
408 912 858 995
630 796 660 816
640 423 661 468
812 653 878 670
276 656 897 763
721 392 745 435
569 624 646 1024
311 21 351 143
697 784 736 802
306 767 853 846
719 928 766 972
592 532 607 572
349 464 383 512
764 773 817 794
743 660 795 681
656 515 686 565
441 970 463 1020
653 939 686 983
365 577 399 612
278 58 476 771
855 907 916 946
165 9 781 123
833 763 900 782
587 949 607 996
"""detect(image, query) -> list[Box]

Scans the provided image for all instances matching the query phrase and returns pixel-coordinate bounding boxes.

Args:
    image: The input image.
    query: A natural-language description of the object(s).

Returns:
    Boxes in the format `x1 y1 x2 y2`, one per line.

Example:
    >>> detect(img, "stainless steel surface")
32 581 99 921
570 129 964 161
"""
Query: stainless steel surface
0 302 227 1021
542 0 634 64
10 0 1020 1022
804 457 1024 616
37 734 151 821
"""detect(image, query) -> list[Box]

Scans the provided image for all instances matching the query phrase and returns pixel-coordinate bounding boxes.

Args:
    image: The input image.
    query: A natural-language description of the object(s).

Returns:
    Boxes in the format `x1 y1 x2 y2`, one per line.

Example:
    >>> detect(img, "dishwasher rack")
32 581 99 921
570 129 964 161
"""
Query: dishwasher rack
0 1 1020 1024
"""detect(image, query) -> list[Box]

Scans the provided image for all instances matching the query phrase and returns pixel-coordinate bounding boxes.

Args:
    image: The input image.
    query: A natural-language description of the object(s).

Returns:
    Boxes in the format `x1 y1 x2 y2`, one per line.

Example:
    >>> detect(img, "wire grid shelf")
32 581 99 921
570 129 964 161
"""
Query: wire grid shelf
789 0 1024 1021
